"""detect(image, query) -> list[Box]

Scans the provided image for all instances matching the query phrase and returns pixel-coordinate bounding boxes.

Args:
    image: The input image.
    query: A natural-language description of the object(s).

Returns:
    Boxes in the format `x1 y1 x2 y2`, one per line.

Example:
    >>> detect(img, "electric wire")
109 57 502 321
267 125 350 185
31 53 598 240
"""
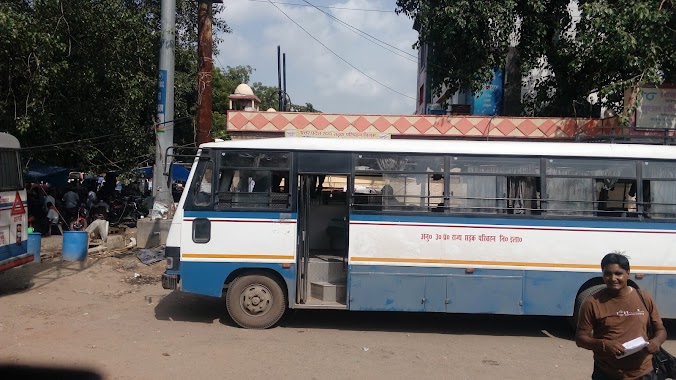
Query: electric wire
300 0 417 61
246 0 395 13
267 0 415 101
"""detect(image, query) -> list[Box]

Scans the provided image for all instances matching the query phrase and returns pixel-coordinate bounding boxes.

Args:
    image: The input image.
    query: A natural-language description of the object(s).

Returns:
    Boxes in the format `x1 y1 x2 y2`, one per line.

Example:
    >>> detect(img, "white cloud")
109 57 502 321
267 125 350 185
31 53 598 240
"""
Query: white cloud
216 0 418 114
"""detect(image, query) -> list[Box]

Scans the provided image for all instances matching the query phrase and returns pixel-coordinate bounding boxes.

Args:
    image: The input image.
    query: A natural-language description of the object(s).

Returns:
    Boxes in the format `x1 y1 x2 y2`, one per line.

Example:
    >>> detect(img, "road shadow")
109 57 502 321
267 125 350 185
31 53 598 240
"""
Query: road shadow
154 291 236 325
152 292 676 340
281 309 576 339
0 364 102 380
0 257 103 297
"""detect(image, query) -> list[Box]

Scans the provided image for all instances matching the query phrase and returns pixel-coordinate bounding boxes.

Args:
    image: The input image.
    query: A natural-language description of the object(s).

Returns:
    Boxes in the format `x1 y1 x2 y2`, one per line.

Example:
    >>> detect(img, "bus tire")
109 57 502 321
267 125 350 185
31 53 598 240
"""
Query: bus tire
570 284 606 330
226 273 286 329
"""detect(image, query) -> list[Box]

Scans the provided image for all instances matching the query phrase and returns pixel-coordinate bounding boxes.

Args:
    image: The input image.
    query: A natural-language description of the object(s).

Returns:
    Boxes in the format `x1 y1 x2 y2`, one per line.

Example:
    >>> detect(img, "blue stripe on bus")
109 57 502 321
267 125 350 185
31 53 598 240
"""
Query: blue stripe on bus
350 214 676 230
0 201 28 210
176 260 676 317
349 265 674 317
180 261 296 298
184 211 298 220
0 240 28 262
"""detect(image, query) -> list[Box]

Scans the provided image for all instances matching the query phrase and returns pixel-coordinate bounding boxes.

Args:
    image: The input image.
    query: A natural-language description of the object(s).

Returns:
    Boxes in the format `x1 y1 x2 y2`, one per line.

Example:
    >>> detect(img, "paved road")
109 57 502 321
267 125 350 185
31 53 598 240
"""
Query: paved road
1 255 674 380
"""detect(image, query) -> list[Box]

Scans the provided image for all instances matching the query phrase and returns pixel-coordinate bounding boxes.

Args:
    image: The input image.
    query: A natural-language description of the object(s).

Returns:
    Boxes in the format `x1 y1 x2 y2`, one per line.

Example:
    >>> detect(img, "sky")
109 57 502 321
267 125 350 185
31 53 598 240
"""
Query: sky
215 0 419 115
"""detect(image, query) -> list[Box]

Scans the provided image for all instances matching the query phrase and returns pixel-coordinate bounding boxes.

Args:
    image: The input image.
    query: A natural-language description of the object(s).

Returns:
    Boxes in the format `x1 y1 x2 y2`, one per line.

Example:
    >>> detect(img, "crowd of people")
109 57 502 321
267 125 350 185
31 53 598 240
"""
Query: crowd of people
26 176 155 240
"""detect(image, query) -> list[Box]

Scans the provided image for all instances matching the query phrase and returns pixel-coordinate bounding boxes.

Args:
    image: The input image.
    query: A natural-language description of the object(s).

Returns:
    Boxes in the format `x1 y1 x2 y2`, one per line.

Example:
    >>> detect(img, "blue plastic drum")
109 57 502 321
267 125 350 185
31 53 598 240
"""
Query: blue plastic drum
62 231 88 261
28 232 42 263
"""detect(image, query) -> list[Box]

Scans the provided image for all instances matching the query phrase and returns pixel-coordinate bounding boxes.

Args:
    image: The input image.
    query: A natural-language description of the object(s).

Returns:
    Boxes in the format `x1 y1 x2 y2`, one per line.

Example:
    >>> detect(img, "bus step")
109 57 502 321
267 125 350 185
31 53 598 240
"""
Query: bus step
310 281 346 303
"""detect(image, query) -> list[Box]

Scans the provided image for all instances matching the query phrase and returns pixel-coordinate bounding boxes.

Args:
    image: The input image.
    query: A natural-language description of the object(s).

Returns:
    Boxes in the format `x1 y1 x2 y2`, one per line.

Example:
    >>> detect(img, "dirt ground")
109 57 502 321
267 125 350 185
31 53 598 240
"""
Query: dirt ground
1 238 674 380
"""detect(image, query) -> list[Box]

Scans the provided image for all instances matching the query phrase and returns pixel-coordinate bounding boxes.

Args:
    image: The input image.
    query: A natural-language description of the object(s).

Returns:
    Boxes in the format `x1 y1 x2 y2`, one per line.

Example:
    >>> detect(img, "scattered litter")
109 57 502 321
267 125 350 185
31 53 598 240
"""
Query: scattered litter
127 237 137 248
134 273 141 278
162 352 170 357
135 247 165 266
363 347 369 352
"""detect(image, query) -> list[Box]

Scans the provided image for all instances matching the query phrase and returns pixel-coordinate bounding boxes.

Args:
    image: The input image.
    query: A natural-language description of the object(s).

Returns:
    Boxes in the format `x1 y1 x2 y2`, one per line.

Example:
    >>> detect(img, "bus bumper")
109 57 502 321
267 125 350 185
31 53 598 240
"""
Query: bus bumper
162 273 180 290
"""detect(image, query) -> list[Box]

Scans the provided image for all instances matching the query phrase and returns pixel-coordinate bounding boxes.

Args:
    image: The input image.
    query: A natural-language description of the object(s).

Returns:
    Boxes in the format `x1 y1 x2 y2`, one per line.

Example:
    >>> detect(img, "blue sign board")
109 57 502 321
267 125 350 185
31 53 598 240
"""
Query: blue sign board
157 70 167 115
472 69 504 116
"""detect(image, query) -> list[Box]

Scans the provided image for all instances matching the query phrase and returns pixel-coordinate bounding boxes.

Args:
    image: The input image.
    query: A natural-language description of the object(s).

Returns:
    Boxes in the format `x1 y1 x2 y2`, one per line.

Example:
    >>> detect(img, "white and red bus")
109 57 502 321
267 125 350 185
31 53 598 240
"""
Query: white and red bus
0 133 29 272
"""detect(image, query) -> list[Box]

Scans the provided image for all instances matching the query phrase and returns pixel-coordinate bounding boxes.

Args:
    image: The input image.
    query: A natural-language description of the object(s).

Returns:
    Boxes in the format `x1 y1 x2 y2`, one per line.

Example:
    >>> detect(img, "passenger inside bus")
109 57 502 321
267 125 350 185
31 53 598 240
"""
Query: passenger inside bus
381 184 402 210
594 179 638 217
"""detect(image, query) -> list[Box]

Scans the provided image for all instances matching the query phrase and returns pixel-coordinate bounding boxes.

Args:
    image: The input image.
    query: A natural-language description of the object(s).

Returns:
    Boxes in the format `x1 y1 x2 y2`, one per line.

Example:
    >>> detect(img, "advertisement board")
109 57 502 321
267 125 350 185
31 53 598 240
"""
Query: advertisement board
636 85 676 130
472 69 504 116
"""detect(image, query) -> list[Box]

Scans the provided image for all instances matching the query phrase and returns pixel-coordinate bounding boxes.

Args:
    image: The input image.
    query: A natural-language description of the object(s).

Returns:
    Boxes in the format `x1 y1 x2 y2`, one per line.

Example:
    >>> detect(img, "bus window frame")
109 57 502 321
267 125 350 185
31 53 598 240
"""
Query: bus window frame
184 152 216 211
352 152 446 214
0 149 23 191
212 148 294 213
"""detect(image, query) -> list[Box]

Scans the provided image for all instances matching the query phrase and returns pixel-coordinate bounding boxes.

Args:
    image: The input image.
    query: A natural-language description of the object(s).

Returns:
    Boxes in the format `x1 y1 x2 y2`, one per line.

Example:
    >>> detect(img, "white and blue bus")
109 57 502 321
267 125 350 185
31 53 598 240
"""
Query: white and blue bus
162 137 676 329
0 133 29 272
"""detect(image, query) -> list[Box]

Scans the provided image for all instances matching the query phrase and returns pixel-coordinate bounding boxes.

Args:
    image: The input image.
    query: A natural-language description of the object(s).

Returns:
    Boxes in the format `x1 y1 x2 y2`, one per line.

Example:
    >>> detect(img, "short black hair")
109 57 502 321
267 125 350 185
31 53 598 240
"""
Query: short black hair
601 253 630 272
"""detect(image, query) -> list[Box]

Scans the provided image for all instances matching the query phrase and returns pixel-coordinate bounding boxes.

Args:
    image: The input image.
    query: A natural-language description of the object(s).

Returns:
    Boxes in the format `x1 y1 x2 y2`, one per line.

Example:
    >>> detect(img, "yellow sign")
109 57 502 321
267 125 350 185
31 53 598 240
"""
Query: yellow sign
284 130 391 139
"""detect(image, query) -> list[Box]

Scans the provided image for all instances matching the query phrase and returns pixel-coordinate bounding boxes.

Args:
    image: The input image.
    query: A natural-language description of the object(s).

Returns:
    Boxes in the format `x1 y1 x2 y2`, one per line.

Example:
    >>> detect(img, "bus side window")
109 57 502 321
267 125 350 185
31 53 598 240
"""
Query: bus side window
506 176 540 215
215 151 291 210
642 161 676 220
193 161 214 207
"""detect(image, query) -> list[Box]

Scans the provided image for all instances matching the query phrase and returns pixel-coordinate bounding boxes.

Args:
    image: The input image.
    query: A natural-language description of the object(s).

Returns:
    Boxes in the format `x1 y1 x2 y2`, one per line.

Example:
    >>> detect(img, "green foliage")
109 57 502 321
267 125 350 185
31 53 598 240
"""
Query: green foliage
292 103 319 112
252 82 280 111
0 0 228 171
397 0 676 119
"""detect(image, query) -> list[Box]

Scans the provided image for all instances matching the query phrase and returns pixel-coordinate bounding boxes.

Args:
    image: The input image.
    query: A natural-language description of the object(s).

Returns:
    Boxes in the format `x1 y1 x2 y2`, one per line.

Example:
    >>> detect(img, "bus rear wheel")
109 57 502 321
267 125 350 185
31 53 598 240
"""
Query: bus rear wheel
570 284 606 330
226 273 286 329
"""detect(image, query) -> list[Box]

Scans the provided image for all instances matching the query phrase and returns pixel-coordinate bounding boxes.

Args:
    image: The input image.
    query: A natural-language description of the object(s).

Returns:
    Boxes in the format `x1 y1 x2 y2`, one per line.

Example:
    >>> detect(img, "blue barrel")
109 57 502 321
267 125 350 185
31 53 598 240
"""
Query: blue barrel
62 231 88 261
28 232 42 263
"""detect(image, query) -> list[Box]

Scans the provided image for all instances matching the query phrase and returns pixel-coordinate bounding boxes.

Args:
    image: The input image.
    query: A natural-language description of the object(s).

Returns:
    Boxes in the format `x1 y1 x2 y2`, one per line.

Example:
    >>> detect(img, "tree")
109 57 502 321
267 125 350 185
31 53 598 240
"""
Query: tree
292 103 319 112
396 0 676 118
0 0 229 171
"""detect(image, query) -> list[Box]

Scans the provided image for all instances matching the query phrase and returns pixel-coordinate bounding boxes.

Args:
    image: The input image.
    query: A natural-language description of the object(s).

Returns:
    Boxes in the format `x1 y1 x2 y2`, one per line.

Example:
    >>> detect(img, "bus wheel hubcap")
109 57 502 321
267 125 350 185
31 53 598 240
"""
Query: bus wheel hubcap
241 284 272 315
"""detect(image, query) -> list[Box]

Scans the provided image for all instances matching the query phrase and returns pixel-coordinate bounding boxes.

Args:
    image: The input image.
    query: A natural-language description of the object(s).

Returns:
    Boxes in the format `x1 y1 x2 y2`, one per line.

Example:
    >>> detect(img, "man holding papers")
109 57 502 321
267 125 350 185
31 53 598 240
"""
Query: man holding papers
576 253 668 379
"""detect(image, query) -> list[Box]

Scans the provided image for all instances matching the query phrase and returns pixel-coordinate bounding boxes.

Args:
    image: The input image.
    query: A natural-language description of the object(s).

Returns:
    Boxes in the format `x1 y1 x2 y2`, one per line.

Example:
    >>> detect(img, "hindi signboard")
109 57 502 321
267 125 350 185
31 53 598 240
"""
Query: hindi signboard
636 85 676 130
284 130 391 139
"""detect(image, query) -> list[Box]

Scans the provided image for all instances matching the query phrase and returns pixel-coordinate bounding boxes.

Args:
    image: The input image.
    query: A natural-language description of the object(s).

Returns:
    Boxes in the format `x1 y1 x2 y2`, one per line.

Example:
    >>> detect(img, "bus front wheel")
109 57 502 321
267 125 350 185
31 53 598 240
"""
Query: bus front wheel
226 273 286 329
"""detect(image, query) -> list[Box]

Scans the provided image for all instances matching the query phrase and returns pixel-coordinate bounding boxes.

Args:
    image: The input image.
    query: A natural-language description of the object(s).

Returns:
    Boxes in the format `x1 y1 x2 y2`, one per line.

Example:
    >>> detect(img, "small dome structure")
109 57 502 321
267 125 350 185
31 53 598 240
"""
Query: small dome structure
266 108 277 112
228 83 261 111
234 83 254 96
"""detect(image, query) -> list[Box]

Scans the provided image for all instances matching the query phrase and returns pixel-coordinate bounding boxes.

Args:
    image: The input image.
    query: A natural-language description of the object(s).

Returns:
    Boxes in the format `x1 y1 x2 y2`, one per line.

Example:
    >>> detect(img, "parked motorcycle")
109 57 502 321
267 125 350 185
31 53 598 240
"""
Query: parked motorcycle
109 197 142 227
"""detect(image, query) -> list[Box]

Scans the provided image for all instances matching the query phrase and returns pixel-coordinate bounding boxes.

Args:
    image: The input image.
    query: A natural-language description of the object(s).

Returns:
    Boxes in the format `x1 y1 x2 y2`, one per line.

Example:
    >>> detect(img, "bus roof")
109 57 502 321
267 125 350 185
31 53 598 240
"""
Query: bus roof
201 137 676 160
0 133 20 149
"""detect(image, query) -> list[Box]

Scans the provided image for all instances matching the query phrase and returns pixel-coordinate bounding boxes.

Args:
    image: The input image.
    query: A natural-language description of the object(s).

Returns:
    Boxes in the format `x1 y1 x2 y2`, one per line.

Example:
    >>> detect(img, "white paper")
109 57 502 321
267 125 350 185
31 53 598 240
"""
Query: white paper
615 337 648 359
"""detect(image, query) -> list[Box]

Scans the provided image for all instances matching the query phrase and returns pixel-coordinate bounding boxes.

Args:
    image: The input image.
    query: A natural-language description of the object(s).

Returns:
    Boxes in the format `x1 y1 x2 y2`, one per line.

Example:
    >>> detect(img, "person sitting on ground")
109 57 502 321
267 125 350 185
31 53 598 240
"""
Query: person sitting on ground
45 202 63 237
86 209 109 242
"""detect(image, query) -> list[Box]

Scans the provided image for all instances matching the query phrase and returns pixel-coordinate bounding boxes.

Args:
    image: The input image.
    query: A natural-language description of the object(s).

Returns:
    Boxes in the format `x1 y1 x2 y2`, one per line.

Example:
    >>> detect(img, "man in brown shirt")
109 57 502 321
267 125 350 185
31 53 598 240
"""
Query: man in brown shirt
576 253 667 380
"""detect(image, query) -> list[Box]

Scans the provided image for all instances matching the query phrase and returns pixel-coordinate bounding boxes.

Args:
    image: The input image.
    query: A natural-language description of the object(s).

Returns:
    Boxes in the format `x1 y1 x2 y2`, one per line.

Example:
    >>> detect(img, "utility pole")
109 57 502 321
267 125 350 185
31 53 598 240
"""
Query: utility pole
153 0 175 208
277 46 283 111
196 0 214 145
283 53 287 111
